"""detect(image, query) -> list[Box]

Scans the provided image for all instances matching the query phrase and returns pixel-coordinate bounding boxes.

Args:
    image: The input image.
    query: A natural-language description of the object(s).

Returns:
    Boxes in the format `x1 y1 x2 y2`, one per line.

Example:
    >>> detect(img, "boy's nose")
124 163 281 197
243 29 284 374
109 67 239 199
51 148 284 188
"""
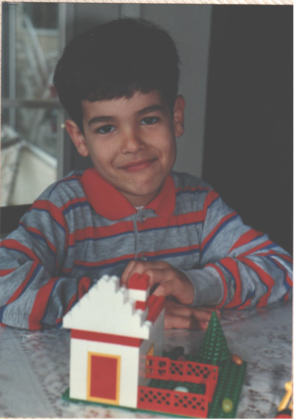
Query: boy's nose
121 129 145 154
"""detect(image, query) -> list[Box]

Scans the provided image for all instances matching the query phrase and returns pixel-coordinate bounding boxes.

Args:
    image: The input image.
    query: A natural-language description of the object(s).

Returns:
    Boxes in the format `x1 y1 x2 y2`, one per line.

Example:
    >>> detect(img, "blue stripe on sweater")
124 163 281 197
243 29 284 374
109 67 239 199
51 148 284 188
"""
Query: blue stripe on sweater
265 256 291 291
1 246 34 261
40 278 63 326
69 222 202 247
147 248 199 261
140 221 202 234
72 248 199 271
0 264 42 321
218 261 258 308
63 201 89 215
202 213 239 255
48 176 81 198
207 195 221 210
176 188 209 197
69 230 134 247
19 226 56 259
29 208 66 232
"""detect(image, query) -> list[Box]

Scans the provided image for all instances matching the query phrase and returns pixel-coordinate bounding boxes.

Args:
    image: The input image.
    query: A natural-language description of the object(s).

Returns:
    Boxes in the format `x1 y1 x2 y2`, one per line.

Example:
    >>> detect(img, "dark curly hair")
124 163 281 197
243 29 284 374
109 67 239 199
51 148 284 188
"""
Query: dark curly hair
53 18 180 131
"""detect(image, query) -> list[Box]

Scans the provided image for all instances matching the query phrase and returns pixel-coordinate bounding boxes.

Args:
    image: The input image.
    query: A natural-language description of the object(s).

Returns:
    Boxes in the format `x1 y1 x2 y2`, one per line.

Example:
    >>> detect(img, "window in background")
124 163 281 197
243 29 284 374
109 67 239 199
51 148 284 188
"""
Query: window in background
1 2 64 206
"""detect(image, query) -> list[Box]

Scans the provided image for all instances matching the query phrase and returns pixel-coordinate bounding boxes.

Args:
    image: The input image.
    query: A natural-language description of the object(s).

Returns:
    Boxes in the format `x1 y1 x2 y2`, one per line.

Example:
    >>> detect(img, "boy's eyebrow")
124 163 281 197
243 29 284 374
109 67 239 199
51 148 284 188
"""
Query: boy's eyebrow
88 116 114 126
138 104 165 115
87 104 165 126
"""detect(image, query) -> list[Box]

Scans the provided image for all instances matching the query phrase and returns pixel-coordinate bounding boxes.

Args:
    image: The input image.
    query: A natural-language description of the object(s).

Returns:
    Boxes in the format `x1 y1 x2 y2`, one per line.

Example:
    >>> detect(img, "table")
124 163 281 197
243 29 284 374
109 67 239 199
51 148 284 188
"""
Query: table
0 301 292 418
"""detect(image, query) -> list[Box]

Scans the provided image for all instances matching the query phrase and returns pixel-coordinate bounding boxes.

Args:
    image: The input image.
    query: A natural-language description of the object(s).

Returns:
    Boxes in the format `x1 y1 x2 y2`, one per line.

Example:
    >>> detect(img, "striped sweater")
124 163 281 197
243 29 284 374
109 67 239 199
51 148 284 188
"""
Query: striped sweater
0 169 292 330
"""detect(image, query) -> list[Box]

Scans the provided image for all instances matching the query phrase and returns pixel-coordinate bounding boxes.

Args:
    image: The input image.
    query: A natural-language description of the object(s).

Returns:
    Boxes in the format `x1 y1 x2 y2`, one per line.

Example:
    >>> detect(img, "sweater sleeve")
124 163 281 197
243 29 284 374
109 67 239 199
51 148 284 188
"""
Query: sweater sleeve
184 188 292 308
0 198 92 330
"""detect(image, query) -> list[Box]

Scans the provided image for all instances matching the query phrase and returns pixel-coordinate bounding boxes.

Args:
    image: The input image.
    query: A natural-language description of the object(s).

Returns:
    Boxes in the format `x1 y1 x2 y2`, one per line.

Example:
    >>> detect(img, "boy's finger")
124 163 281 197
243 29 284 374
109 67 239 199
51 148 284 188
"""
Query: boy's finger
122 261 169 286
147 274 176 298
166 302 193 317
121 260 137 285
164 314 209 330
164 314 193 329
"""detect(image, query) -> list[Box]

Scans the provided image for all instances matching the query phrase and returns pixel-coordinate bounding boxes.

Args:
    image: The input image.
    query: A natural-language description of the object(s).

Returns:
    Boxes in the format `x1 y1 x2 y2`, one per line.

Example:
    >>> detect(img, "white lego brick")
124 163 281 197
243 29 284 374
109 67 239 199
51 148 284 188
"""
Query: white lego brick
69 339 88 400
63 274 153 339
128 288 149 302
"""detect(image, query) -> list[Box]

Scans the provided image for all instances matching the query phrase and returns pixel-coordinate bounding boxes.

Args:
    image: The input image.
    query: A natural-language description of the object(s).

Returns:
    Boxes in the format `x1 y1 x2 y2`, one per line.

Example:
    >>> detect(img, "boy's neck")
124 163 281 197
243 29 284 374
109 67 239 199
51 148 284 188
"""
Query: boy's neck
119 186 162 208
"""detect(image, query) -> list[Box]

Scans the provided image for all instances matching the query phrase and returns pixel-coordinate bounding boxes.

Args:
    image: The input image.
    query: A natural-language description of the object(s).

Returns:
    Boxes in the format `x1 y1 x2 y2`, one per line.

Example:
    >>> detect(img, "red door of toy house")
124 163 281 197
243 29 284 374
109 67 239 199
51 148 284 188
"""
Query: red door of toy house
87 352 121 404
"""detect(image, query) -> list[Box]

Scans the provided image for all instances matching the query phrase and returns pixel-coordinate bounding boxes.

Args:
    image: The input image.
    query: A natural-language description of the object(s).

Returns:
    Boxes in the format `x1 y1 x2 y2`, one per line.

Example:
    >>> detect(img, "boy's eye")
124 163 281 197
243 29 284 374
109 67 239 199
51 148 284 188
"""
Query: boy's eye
141 116 159 125
96 124 115 134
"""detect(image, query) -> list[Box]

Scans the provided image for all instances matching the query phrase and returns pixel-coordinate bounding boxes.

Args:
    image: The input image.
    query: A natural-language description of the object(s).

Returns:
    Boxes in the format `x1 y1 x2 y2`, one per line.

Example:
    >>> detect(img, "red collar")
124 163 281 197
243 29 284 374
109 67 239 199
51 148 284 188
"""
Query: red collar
81 168 175 220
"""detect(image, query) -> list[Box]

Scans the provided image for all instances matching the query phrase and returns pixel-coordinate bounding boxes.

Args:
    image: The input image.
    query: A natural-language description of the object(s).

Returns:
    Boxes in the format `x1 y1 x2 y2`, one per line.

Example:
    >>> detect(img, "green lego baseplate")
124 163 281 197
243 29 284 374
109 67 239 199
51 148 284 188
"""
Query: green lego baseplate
62 312 247 418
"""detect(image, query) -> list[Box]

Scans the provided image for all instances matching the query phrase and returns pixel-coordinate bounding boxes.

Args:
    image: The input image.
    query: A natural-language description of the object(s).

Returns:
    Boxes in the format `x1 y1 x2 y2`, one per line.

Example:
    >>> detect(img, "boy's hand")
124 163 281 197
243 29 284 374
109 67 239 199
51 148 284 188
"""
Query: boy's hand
121 260 194 305
164 299 219 330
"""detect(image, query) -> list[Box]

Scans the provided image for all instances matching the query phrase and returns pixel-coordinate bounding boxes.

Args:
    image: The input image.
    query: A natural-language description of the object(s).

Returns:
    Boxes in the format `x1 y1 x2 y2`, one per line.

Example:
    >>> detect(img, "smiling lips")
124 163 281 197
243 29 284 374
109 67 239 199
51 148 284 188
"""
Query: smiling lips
120 158 157 172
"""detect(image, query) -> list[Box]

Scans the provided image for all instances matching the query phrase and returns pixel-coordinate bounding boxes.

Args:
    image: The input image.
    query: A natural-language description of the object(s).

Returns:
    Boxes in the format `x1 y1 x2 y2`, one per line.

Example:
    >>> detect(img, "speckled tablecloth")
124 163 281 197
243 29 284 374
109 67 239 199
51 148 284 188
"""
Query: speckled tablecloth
0 301 292 418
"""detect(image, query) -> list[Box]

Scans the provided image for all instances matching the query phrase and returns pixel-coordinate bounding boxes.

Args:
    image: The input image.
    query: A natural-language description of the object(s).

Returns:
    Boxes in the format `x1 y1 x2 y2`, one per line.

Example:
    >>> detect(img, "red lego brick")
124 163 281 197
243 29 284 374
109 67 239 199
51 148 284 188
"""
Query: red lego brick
146 295 165 323
135 301 147 311
71 329 143 347
90 355 118 400
128 273 149 290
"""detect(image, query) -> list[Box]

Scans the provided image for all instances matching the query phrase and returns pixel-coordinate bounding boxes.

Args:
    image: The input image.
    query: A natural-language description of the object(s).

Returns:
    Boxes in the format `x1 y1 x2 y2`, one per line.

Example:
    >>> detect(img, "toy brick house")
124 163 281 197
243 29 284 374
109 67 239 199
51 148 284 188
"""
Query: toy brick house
63 273 165 408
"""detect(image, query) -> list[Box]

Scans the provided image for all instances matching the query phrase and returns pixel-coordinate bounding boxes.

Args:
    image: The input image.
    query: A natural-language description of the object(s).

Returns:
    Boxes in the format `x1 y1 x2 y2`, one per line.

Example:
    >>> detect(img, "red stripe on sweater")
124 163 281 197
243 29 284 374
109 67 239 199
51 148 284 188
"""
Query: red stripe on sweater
238 257 275 306
237 297 252 310
4 262 39 306
68 221 134 246
142 244 200 258
74 253 136 267
29 277 60 330
32 200 68 236
78 277 92 297
201 212 237 251
64 277 92 315
19 223 57 255
269 257 293 288
219 258 243 308
229 229 263 253
138 211 203 231
60 196 88 212
1 239 41 263
72 244 199 269
65 293 78 315
239 239 273 257
202 190 219 222
0 268 17 276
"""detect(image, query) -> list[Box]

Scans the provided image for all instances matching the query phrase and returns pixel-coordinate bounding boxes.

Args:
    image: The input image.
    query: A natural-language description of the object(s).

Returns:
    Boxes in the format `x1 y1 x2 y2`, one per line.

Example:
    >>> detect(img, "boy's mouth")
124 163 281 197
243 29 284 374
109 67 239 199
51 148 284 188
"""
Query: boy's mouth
120 158 157 172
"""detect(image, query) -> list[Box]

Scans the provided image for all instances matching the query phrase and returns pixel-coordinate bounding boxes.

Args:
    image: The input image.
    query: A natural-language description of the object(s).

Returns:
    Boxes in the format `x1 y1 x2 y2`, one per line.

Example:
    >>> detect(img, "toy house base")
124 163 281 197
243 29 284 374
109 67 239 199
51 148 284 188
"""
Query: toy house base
62 354 247 419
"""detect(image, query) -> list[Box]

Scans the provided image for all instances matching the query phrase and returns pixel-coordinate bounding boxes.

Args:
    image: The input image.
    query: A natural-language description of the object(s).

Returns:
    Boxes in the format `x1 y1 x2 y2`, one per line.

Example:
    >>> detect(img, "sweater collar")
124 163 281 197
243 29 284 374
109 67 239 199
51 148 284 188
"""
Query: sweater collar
81 168 175 220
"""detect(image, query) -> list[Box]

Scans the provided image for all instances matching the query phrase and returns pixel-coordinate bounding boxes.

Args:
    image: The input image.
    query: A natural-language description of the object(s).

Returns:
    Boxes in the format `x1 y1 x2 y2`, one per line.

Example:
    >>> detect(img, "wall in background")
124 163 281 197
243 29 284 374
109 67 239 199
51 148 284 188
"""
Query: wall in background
203 6 292 253
142 5 212 177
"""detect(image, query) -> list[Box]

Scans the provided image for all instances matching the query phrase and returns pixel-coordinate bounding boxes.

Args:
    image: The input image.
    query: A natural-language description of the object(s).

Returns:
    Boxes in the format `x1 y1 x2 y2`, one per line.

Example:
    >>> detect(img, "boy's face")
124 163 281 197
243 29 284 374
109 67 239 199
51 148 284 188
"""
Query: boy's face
66 90 185 207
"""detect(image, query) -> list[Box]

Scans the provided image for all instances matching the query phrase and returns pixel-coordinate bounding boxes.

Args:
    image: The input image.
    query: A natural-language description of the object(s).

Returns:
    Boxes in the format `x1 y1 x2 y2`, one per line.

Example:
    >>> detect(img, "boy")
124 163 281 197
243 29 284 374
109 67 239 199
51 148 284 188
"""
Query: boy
0 18 292 330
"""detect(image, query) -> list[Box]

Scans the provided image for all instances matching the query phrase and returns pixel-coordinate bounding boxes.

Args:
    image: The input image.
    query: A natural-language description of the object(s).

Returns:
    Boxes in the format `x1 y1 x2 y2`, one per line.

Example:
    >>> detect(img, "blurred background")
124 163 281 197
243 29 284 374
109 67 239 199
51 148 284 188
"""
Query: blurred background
1 3 292 253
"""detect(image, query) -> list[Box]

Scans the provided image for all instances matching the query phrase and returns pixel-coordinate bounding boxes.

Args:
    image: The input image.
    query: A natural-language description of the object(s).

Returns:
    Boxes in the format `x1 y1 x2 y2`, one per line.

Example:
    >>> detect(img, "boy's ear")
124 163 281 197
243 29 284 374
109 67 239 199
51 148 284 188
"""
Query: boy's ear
65 120 89 157
173 95 185 138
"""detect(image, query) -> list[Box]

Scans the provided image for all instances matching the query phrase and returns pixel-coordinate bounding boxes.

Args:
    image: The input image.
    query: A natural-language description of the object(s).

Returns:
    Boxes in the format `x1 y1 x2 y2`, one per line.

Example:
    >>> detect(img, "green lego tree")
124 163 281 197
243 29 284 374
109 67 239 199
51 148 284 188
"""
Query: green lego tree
197 311 231 365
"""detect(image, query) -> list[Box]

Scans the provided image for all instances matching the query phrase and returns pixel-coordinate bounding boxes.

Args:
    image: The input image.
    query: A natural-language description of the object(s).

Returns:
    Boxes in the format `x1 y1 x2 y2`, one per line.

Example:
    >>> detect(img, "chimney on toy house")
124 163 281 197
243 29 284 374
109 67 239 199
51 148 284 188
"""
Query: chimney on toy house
127 273 150 311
